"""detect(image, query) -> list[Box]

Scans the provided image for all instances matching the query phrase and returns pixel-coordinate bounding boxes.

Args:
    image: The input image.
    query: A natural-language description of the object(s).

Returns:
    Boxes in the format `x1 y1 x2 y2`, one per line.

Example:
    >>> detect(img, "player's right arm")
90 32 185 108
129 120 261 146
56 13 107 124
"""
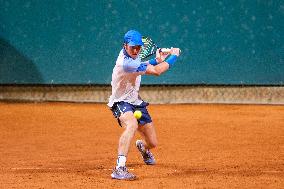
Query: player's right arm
145 48 181 76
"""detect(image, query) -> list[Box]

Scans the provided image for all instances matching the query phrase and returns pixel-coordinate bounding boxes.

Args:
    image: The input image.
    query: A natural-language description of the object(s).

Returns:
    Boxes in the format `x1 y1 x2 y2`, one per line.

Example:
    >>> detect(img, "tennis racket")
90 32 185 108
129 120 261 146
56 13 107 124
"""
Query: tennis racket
139 36 171 61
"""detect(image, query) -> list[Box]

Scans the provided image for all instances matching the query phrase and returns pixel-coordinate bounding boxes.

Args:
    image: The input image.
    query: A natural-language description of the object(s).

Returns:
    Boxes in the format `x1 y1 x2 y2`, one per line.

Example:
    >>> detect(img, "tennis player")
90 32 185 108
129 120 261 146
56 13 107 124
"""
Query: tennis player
108 30 180 180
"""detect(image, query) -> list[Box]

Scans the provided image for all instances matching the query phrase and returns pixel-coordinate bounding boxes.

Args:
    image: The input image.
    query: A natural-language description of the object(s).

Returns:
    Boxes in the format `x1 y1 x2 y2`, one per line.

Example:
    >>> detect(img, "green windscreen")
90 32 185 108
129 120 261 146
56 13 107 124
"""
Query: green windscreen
0 0 283 85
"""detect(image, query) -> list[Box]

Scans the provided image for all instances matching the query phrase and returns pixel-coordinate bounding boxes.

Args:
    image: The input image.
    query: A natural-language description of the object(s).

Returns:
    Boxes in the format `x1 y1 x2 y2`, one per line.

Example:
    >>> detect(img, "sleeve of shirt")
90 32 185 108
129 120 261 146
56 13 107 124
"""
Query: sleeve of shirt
123 57 148 73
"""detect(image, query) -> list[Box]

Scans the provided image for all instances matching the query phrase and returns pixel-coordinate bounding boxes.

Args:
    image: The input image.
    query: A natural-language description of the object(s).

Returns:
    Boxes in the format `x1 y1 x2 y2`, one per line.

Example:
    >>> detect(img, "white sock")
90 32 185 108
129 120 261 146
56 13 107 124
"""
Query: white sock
116 155 126 169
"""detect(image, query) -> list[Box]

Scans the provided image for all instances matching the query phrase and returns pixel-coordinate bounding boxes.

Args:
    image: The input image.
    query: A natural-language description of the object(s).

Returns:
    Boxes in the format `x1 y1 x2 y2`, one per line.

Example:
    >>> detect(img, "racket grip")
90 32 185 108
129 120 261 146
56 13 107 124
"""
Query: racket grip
160 48 171 53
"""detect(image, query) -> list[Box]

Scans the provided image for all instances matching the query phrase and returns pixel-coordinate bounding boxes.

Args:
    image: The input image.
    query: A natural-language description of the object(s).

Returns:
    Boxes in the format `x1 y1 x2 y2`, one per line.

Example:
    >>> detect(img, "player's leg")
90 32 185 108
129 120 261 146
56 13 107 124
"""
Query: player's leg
136 122 157 165
110 102 138 180
118 111 138 157
137 122 158 150
111 111 138 180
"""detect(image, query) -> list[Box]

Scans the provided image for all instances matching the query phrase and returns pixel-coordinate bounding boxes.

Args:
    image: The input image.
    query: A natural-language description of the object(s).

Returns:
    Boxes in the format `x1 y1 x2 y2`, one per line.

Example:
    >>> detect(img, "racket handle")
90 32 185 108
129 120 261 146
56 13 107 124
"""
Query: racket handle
160 48 171 53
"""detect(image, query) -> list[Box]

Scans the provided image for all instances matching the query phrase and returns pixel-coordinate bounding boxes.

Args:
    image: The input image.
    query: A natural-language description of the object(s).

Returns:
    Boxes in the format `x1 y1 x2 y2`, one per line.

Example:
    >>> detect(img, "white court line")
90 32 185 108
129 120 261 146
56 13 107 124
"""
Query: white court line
11 167 65 170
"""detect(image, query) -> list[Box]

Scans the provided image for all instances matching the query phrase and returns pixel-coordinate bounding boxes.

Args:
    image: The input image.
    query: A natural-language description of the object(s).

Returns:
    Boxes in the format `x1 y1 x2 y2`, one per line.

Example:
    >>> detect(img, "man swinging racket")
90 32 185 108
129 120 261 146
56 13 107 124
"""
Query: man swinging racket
108 30 181 180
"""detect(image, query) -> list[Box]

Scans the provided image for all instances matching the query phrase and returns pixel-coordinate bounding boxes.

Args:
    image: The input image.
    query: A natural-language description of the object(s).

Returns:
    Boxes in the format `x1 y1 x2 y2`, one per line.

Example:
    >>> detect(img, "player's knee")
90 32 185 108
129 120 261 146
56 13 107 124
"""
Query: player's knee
128 124 138 134
124 120 138 133
120 113 138 132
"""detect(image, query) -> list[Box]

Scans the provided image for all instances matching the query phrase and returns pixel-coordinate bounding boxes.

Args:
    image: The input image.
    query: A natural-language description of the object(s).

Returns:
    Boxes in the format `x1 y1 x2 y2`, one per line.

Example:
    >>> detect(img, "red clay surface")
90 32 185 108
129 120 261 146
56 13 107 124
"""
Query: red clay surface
0 102 283 188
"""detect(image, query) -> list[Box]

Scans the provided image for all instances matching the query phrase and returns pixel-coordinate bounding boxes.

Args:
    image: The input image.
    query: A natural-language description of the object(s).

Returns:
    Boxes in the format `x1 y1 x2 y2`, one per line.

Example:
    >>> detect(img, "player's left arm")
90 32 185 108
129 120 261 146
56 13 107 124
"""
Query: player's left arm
145 48 180 76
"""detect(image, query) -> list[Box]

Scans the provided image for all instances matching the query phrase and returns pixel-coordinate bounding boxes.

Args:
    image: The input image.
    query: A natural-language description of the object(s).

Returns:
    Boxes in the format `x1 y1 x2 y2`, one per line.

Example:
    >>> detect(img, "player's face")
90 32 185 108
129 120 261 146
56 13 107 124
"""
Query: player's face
124 44 142 59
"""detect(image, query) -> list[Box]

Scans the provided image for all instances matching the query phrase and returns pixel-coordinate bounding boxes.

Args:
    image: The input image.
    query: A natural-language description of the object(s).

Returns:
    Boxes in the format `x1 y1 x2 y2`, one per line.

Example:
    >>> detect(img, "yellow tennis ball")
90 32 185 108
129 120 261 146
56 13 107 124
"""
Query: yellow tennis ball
134 110 142 119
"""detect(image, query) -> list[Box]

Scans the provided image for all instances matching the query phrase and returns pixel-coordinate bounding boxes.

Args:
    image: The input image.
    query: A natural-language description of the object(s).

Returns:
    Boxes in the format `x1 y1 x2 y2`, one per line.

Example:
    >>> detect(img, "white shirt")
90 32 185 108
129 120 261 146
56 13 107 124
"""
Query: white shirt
107 49 148 107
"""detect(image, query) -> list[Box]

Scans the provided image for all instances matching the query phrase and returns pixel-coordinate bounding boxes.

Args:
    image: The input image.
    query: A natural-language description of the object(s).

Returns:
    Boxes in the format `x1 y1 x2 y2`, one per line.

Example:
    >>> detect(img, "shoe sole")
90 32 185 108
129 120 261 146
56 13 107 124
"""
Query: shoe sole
111 173 136 181
145 161 155 165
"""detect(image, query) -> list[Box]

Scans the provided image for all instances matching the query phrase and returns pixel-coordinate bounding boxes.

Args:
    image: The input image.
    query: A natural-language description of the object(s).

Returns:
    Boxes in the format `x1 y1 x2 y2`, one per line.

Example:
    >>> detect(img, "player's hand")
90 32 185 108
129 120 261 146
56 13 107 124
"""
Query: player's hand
155 48 170 63
170 48 181 56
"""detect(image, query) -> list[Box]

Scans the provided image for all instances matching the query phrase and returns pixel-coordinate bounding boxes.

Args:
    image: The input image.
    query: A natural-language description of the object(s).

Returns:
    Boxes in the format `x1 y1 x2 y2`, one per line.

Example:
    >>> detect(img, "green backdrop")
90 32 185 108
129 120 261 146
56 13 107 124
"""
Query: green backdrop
0 0 283 85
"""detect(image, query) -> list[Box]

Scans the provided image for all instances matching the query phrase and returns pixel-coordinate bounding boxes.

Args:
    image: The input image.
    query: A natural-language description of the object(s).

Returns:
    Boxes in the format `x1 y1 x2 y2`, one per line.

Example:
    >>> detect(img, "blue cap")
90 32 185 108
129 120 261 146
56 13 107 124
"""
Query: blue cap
124 30 143 46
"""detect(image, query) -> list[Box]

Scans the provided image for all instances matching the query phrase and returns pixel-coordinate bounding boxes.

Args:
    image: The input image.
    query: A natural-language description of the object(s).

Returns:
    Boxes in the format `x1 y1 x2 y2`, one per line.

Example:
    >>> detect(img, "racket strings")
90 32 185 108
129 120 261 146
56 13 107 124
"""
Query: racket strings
139 37 156 59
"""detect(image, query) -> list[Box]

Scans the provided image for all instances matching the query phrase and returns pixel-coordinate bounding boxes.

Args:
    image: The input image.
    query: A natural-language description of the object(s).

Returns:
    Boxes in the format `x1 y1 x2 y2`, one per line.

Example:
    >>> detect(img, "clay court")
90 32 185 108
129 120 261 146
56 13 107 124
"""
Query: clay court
0 102 283 188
